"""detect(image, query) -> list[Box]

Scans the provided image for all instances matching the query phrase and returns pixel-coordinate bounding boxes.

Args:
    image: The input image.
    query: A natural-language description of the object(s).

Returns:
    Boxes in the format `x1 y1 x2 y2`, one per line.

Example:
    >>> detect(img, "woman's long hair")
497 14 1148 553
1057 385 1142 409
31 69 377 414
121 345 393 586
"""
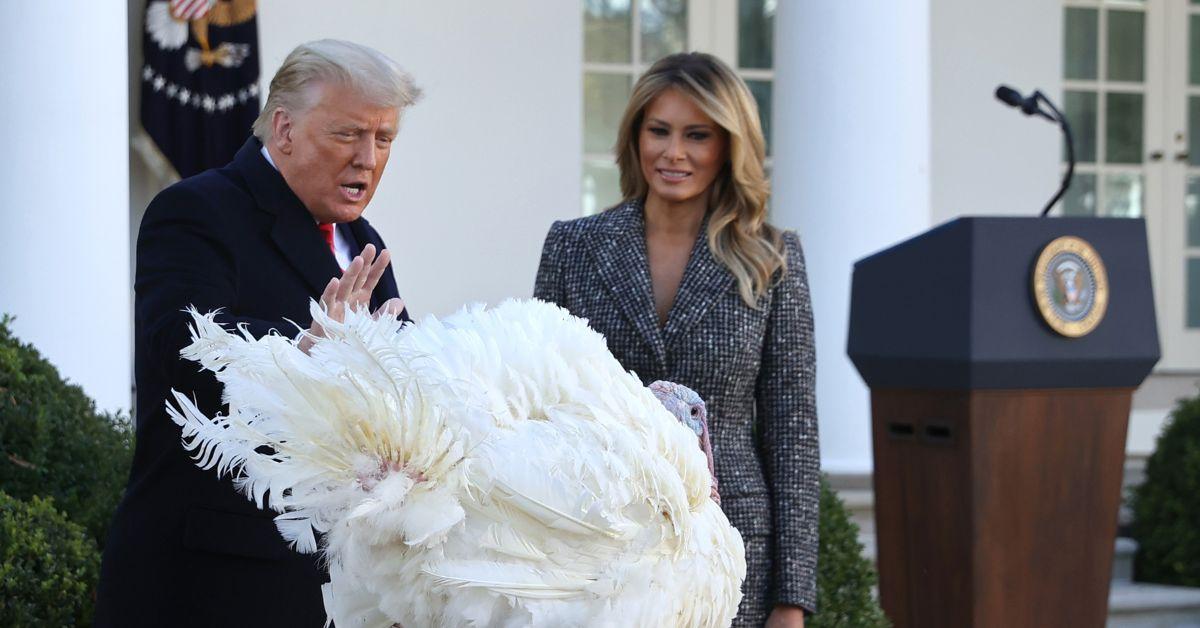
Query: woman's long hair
613 52 785 307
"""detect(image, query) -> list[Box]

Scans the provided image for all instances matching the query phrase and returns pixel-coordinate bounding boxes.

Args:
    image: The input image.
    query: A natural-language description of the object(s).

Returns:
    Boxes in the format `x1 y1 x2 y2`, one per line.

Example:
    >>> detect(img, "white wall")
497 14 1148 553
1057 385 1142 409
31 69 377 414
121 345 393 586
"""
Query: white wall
930 0 1062 222
118 1 1080 472
257 0 582 317
774 2 933 473
0 3 131 414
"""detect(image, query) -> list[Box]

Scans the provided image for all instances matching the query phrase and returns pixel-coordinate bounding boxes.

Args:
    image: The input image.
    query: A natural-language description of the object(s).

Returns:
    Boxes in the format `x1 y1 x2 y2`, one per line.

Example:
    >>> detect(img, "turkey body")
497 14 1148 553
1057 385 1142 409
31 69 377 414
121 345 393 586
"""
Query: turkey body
169 299 746 627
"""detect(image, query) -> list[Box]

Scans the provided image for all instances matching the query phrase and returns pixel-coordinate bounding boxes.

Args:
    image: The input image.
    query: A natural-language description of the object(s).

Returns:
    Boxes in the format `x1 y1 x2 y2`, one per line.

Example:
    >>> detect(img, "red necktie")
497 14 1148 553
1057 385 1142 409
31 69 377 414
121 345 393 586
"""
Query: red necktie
317 223 336 255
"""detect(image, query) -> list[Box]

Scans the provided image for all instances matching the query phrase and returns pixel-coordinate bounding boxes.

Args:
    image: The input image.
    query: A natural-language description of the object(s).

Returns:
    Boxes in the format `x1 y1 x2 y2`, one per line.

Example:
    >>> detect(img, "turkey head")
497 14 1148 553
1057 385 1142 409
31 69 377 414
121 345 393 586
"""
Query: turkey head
649 380 720 505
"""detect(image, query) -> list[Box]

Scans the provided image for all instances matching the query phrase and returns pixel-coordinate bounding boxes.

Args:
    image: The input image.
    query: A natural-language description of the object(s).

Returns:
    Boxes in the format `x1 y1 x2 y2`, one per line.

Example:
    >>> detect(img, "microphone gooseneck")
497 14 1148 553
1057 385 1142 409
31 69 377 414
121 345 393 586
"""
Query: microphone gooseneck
994 85 1075 217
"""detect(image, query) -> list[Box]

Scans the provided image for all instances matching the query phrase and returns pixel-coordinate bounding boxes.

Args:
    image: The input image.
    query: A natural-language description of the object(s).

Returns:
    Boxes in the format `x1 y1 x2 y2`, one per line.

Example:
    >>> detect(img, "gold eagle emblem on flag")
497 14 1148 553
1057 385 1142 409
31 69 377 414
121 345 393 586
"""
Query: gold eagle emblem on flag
146 0 257 70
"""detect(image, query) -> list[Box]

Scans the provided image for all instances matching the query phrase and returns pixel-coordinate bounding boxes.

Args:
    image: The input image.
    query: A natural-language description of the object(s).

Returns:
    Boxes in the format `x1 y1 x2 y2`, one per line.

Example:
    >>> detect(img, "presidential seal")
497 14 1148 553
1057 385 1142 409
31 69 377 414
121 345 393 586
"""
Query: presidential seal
1032 236 1109 337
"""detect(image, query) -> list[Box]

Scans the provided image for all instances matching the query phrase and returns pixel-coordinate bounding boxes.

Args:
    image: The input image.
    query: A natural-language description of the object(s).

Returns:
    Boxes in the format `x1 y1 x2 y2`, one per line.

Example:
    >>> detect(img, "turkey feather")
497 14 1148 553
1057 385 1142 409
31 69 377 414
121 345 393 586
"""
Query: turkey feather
169 299 746 627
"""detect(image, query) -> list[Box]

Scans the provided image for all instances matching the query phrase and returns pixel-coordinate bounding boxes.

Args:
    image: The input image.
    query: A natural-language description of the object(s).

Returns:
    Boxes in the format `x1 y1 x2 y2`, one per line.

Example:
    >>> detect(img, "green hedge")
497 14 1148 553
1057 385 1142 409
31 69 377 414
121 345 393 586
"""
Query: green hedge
0 315 133 547
0 492 99 627
0 316 134 624
812 476 890 627
1132 391 1200 586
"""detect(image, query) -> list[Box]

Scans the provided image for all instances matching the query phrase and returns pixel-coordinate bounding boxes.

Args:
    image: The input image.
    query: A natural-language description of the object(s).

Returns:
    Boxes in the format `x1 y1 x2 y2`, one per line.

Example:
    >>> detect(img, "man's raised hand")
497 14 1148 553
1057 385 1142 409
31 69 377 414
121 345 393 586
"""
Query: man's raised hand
300 244 397 353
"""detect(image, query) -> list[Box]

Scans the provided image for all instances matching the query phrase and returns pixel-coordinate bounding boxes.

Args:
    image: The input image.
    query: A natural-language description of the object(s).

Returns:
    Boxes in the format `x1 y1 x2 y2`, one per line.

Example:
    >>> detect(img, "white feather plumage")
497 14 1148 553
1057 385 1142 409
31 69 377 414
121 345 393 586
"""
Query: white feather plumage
169 299 746 627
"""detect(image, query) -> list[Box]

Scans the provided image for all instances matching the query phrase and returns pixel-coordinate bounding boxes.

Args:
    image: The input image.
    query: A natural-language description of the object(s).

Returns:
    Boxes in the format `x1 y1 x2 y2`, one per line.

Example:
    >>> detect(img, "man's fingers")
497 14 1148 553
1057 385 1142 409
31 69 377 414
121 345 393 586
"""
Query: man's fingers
337 257 365 302
304 277 341 352
330 245 388 316
360 248 391 296
373 296 405 320
351 245 377 294
359 243 377 268
320 277 339 308
354 245 380 294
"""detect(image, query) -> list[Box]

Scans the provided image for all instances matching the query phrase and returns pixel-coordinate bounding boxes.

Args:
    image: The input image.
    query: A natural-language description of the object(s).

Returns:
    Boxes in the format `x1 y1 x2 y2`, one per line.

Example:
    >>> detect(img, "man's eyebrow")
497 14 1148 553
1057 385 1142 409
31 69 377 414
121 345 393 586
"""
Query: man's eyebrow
328 121 397 137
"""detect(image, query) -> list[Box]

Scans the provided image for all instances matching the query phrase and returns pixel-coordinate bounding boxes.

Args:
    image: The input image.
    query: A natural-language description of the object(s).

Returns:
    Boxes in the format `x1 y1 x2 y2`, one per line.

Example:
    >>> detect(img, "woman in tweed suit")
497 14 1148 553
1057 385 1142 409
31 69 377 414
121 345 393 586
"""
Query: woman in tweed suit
534 53 818 627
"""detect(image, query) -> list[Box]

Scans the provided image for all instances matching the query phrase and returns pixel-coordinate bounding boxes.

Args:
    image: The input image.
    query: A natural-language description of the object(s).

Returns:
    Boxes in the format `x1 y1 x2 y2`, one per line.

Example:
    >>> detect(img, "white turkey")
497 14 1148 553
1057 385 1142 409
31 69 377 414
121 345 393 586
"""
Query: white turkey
167 298 746 627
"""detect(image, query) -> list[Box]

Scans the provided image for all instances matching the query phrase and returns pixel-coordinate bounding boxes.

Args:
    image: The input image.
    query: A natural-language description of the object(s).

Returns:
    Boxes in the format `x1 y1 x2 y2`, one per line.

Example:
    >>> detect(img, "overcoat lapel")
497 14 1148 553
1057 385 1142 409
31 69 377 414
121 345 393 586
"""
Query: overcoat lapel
342 221 364 257
584 202 668 371
233 138 342 297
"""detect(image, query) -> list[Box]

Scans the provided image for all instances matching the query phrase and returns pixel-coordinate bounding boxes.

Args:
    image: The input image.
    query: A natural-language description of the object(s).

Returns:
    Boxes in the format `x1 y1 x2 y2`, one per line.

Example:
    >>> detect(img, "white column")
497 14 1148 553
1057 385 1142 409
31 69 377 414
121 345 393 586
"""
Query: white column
773 2 933 474
0 4 131 414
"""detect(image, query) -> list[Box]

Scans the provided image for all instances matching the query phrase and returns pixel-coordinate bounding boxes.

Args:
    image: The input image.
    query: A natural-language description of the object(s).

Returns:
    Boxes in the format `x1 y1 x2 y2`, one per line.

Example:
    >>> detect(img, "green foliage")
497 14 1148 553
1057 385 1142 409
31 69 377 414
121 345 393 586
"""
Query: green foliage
0 315 134 548
1132 391 1200 586
811 476 890 628
0 491 99 626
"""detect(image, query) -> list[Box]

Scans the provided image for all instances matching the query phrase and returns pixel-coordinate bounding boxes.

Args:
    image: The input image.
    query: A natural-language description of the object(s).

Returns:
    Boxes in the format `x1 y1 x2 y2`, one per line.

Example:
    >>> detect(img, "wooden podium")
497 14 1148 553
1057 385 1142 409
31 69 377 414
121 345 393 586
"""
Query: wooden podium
847 217 1160 627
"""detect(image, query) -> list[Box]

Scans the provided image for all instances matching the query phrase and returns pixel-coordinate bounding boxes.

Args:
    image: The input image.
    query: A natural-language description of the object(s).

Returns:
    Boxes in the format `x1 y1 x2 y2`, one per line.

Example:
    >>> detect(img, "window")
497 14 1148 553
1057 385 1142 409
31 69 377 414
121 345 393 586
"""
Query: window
581 0 776 215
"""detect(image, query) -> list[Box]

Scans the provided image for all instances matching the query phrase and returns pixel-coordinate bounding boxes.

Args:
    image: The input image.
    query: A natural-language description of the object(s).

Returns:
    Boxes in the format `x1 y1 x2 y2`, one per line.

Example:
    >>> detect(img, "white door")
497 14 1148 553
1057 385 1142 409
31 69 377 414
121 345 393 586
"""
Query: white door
1063 0 1200 370
1161 0 1200 368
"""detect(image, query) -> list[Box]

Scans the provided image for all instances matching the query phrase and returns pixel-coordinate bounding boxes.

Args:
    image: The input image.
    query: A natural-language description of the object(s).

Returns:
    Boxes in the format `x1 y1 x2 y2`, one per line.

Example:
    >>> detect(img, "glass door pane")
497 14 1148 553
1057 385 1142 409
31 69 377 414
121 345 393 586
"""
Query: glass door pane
1189 258 1200 327
746 79 772 154
738 0 775 69
1065 90 1099 162
1108 10 1145 82
583 160 622 215
738 0 775 167
1062 2 1148 219
583 73 632 154
1065 7 1099 80
585 1 633 63
640 0 687 63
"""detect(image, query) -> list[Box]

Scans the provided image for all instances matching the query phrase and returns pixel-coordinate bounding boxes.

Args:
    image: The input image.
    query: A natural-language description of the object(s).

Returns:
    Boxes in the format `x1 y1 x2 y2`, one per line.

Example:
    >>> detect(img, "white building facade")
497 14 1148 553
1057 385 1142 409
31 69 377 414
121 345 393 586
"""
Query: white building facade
0 1 1194 475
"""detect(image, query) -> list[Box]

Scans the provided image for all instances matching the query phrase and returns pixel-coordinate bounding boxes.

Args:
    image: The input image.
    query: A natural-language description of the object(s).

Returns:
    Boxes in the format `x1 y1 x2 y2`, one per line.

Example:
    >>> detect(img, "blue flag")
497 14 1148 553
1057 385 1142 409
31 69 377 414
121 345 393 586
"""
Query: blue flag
141 0 260 178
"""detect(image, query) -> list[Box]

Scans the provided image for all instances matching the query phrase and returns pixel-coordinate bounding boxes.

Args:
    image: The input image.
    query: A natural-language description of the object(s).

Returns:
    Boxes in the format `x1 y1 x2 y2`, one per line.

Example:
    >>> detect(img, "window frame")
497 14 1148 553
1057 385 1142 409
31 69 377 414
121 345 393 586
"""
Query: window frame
581 0 775 215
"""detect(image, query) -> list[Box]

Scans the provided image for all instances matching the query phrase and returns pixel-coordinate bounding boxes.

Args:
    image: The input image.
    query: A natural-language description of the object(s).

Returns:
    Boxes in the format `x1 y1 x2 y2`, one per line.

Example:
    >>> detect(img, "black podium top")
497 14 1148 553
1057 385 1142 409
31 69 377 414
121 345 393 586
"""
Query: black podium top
847 217 1160 390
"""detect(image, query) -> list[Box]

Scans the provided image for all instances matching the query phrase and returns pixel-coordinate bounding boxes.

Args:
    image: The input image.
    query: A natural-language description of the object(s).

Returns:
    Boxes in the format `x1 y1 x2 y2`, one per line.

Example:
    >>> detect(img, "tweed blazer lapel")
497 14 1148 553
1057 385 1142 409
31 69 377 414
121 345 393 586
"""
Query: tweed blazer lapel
584 202 668 369
662 213 735 350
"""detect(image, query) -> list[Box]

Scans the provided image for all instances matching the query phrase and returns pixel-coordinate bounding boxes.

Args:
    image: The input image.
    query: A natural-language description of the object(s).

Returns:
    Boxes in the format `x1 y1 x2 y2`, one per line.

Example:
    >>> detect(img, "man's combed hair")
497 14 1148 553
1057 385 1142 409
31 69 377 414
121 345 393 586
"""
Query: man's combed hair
614 52 786 308
253 39 422 142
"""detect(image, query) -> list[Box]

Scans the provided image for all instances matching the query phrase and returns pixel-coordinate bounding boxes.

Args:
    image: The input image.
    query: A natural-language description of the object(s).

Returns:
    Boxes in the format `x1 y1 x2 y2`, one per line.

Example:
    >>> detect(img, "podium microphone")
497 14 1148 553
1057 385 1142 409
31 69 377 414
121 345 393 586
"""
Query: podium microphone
994 84 1075 217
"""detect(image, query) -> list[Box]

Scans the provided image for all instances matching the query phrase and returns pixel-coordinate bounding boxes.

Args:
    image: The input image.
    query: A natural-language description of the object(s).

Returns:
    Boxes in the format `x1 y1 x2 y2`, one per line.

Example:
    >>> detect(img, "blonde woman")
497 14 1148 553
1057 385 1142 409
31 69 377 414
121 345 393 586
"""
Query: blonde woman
534 52 818 627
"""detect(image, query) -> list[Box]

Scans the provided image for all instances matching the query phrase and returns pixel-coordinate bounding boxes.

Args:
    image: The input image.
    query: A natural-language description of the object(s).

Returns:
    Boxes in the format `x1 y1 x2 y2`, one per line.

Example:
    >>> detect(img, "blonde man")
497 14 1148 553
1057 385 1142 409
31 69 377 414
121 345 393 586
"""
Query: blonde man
96 40 419 626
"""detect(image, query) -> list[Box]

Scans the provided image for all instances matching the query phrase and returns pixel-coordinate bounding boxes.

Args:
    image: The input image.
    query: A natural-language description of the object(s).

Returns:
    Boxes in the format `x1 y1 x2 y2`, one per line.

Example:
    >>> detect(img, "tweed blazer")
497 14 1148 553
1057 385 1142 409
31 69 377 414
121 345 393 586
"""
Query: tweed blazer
533 200 819 616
